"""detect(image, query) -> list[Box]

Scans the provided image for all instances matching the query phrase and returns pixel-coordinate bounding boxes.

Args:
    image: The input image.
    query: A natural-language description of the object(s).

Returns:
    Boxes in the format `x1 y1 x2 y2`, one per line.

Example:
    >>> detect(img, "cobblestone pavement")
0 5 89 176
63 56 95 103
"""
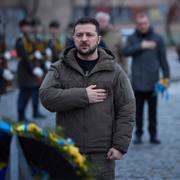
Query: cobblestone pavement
0 48 180 179
115 81 180 180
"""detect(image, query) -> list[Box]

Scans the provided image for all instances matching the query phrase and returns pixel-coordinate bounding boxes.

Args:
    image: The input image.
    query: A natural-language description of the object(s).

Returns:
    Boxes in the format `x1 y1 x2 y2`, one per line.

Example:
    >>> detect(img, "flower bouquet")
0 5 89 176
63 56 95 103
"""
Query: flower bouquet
154 79 169 99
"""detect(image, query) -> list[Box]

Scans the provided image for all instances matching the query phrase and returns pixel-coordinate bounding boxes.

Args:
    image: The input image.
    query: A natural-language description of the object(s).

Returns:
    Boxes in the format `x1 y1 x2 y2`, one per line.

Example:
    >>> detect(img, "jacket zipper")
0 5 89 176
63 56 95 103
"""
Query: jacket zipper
83 71 90 152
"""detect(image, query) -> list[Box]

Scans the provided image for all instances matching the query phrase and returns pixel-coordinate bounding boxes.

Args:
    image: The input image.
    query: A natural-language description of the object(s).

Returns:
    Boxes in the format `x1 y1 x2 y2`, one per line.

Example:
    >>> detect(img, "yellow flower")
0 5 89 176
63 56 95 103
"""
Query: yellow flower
67 145 80 158
62 145 68 151
28 123 42 134
16 124 25 132
67 145 87 170
48 132 59 143
159 79 169 87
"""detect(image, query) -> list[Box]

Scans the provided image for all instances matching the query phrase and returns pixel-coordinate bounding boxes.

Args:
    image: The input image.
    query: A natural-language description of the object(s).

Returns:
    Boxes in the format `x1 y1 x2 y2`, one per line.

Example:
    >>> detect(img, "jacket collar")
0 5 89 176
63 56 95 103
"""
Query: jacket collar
61 47 115 76
135 27 154 37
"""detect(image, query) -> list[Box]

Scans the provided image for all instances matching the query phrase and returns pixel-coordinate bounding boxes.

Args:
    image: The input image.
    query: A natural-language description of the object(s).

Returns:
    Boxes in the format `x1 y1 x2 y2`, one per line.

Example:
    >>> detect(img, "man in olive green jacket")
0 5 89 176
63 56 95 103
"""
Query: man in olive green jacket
40 17 135 180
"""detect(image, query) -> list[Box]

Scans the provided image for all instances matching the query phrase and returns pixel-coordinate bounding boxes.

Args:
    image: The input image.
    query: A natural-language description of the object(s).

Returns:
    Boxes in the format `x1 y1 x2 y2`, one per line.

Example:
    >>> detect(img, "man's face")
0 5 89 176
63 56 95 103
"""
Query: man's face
136 16 150 33
21 25 32 33
73 24 100 56
97 17 109 31
49 27 59 37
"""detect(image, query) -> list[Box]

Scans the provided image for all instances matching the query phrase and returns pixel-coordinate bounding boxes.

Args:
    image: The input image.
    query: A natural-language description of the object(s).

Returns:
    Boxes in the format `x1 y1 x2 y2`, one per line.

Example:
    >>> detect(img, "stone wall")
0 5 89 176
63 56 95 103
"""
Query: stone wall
36 0 73 31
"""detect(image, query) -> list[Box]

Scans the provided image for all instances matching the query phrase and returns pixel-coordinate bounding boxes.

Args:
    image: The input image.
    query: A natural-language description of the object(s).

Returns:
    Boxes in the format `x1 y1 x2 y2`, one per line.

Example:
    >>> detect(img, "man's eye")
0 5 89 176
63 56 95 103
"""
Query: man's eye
76 34 82 38
87 33 95 37
75 33 96 39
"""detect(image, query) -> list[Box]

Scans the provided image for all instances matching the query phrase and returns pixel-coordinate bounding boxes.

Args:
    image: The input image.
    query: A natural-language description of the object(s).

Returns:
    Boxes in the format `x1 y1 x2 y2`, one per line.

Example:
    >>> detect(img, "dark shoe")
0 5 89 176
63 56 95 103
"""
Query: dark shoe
134 137 142 144
150 138 161 144
33 112 46 119
18 117 30 122
18 113 29 122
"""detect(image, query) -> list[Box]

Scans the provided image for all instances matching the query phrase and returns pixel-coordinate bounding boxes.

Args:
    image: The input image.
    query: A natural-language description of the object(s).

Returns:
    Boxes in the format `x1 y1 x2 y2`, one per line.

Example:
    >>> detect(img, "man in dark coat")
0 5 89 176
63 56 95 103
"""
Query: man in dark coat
123 13 170 144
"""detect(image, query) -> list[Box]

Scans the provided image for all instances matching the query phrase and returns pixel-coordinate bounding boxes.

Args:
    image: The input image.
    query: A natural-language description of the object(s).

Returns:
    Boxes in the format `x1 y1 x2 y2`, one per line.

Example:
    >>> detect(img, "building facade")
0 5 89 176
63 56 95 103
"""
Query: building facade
0 0 179 46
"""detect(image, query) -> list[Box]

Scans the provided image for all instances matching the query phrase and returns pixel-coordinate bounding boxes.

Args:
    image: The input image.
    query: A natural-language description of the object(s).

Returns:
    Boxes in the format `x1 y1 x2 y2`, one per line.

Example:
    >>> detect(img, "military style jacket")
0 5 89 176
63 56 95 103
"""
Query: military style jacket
40 48 135 154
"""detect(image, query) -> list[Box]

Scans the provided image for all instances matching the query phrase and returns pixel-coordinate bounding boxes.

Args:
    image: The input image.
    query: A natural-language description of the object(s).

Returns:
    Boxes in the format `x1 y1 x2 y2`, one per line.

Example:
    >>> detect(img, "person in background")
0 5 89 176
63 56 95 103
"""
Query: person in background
95 12 128 73
0 31 14 98
47 20 63 63
31 17 48 71
40 17 135 180
64 22 75 49
30 17 47 118
15 18 44 121
176 43 180 62
123 13 170 144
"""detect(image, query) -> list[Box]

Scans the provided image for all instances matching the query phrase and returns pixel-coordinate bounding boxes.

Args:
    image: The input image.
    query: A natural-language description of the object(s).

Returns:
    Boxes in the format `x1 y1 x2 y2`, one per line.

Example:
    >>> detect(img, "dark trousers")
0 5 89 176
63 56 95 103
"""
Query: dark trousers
134 91 157 139
85 153 115 180
17 87 39 120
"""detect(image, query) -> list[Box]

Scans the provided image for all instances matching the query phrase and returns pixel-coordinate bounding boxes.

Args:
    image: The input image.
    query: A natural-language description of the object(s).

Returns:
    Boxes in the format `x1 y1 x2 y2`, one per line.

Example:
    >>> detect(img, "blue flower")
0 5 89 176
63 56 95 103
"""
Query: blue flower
0 121 12 134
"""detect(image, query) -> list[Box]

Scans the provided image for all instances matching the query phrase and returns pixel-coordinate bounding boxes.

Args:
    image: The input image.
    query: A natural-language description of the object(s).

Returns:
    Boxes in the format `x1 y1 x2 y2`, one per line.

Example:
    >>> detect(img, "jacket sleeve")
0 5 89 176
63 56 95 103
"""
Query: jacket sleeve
157 37 170 79
123 35 142 57
39 66 89 112
112 69 136 153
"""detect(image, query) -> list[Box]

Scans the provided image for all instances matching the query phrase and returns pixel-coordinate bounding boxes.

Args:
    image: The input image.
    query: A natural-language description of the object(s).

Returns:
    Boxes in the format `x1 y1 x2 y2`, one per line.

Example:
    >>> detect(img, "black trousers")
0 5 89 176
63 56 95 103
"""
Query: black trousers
17 87 40 120
134 91 158 138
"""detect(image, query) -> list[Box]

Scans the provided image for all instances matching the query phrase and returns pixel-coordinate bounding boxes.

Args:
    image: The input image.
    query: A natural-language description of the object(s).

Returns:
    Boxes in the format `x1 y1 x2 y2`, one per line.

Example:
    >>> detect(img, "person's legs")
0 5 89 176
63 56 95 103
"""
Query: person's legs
32 87 45 118
147 92 160 144
176 45 180 61
134 91 146 142
17 87 31 121
85 153 115 180
32 87 39 116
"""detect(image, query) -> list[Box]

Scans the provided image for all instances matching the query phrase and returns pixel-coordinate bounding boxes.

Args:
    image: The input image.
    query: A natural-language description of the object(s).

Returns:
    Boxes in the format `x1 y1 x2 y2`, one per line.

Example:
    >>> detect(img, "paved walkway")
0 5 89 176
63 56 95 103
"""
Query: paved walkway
115 81 180 180
1 47 180 179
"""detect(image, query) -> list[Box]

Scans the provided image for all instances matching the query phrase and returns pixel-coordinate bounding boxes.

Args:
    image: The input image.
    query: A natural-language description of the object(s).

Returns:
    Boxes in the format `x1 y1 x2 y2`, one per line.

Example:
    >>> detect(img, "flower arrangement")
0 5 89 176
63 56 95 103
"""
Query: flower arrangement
154 79 169 99
0 119 94 179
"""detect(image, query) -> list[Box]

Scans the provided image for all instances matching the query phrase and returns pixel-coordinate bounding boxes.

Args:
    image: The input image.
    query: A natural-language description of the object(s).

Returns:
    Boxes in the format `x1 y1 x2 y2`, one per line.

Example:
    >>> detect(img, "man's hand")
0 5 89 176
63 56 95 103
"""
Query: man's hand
107 148 123 160
86 85 107 104
141 40 156 49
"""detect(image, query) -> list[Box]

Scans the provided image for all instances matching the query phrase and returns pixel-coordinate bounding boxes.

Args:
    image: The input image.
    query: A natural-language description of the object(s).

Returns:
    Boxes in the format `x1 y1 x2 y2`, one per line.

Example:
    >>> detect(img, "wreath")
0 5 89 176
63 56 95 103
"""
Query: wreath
0 118 95 179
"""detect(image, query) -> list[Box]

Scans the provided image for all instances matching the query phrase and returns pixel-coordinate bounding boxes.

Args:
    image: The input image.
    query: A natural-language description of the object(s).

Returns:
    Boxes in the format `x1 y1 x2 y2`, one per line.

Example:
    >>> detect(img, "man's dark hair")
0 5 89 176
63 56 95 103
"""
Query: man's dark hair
31 17 41 27
73 17 100 35
19 18 31 28
49 20 60 28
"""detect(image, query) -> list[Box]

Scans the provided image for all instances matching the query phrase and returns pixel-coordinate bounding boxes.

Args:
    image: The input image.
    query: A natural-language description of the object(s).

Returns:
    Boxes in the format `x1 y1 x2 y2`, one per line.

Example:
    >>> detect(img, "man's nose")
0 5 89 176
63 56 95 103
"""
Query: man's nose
82 34 88 41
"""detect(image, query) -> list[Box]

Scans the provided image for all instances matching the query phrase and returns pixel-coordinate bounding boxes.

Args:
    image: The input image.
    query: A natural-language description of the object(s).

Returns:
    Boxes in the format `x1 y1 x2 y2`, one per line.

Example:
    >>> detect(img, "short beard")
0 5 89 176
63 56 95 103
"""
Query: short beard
76 46 97 57
75 40 99 57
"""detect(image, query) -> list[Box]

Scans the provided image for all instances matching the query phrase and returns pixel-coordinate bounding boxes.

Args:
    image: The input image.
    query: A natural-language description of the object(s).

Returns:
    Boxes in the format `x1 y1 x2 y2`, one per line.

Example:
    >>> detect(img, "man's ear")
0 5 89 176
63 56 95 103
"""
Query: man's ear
98 36 101 44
